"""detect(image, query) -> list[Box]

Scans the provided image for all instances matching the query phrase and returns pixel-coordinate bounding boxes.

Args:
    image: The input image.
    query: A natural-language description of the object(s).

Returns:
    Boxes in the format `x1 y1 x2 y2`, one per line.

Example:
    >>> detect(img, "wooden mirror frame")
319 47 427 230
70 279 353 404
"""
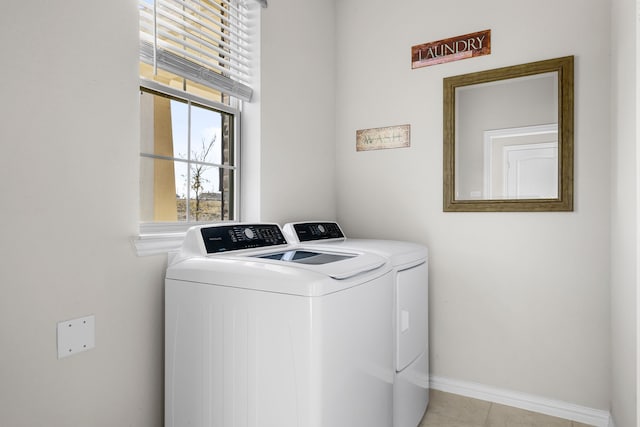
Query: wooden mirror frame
443 56 574 212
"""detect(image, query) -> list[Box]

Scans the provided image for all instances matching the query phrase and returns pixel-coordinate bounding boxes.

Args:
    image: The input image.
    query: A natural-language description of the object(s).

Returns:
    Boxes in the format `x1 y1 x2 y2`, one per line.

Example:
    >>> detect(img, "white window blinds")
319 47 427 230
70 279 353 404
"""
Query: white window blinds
139 0 255 101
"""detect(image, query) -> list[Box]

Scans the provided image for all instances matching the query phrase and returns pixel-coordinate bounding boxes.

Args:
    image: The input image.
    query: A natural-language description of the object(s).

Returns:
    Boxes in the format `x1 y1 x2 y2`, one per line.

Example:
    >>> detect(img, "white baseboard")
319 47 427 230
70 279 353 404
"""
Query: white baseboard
429 375 612 427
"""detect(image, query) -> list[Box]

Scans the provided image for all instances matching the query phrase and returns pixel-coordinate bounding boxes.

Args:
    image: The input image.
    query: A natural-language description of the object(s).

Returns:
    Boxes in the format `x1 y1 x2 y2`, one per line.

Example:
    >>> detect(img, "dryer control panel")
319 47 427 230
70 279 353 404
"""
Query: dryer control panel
291 222 345 242
201 224 287 253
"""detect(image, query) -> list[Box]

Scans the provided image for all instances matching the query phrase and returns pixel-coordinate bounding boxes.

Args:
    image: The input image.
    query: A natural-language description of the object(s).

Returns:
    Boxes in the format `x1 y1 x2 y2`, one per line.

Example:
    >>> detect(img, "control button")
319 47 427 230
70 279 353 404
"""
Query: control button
243 228 255 240
317 224 326 234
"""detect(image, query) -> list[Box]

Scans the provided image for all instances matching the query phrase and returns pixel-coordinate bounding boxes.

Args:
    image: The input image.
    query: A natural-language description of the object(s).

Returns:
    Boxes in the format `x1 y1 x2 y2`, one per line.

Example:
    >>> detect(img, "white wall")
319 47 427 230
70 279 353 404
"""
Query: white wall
335 0 611 410
0 2 165 426
255 0 337 223
610 0 639 425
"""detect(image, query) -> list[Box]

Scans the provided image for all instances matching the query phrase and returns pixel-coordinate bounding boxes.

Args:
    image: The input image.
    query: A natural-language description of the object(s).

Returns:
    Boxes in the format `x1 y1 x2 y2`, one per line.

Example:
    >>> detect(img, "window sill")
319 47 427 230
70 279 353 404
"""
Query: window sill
132 222 195 256
132 222 238 256
132 232 185 257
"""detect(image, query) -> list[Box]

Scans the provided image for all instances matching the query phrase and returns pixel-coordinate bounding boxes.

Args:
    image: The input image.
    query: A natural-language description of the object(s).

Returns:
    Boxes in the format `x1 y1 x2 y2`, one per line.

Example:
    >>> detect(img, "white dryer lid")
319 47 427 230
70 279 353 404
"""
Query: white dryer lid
283 222 428 268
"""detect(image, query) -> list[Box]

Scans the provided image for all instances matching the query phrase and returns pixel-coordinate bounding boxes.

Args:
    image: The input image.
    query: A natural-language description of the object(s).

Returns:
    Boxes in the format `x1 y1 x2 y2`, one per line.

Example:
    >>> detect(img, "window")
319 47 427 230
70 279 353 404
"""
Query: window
136 0 259 255
140 86 237 223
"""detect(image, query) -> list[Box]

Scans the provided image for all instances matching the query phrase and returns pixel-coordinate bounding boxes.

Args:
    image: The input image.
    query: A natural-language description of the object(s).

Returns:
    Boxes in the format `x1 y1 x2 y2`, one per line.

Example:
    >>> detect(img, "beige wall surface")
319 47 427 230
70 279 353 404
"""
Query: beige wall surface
255 0 337 223
610 0 638 426
0 2 166 426
335 0 612 410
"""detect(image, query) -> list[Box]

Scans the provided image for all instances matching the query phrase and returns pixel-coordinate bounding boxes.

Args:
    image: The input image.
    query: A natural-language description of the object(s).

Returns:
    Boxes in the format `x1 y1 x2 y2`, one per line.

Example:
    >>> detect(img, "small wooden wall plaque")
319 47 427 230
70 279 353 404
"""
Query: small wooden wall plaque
412 29 491 69
356 124 411 152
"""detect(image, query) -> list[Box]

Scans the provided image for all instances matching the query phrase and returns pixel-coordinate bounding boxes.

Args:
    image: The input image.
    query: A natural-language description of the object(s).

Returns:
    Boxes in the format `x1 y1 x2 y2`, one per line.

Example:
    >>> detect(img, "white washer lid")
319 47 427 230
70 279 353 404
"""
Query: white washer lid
166 249 390 296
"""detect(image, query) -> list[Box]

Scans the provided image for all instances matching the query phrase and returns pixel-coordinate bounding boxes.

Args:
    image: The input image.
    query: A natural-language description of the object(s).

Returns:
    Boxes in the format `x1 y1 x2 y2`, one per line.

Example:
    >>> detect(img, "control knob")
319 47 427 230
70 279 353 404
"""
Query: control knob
243 228 255 240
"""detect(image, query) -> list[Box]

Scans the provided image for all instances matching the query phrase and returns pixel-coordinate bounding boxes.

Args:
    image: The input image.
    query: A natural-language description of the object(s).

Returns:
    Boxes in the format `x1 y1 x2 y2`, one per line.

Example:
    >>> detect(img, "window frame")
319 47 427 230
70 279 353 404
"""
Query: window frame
134 78 242 256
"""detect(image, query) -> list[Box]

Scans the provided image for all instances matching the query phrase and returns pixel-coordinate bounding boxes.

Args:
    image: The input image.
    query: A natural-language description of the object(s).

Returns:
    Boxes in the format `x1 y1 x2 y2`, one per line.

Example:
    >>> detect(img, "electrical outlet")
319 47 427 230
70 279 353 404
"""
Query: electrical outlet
57 315 95 359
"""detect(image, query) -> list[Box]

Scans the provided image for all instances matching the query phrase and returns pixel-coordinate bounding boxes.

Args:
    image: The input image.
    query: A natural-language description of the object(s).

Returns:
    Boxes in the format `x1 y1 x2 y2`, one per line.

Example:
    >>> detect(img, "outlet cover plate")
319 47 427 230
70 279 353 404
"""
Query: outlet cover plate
57 315 95 359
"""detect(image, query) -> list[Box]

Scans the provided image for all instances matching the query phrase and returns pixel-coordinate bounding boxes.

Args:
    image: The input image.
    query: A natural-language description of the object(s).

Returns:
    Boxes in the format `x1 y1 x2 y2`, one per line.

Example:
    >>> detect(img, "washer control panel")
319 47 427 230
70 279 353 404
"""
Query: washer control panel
292 222 345 242
200 224 287 253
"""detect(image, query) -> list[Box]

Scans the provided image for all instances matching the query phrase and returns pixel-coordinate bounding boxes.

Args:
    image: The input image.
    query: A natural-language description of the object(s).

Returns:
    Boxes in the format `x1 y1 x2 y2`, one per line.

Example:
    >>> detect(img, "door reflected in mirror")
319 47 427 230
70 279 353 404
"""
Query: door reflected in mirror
443 56 573 211
482 123 558 199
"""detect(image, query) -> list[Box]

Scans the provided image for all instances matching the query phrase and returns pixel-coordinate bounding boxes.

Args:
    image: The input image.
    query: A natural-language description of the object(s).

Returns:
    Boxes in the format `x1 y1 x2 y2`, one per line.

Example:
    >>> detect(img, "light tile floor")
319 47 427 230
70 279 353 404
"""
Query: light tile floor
419 390 594 427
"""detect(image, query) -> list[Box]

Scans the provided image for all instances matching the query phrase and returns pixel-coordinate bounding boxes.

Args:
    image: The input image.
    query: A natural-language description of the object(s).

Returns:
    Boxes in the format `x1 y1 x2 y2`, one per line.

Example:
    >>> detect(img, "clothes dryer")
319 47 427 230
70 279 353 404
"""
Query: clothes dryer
283 221 429 427
165 223 395 427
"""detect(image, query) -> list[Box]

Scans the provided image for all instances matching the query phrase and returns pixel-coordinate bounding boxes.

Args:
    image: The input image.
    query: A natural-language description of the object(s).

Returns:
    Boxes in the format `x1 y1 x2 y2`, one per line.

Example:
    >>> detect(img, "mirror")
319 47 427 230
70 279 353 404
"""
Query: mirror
443 56 574 211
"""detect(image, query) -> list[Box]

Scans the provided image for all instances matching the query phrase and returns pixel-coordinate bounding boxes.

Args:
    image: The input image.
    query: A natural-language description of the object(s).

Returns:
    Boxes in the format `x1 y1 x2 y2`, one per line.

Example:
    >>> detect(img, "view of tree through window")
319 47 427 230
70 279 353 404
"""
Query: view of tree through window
139 89 236 222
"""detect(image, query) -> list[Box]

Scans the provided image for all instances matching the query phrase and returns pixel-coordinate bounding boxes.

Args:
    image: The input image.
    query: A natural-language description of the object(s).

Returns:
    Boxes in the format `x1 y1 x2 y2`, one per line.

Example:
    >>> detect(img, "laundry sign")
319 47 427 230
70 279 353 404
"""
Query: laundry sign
411 29 491 68
356 124 410 152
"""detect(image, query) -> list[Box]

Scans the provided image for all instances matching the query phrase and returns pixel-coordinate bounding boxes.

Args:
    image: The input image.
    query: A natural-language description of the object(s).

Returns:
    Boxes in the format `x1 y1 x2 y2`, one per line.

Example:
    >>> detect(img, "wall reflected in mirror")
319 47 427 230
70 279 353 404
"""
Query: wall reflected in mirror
443 56 573 212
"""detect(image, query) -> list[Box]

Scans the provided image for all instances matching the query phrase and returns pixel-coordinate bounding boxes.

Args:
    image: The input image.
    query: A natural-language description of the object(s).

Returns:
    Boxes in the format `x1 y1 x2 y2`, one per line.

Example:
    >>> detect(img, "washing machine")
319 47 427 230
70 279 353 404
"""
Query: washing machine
165 223 395 427
283 221 429 427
